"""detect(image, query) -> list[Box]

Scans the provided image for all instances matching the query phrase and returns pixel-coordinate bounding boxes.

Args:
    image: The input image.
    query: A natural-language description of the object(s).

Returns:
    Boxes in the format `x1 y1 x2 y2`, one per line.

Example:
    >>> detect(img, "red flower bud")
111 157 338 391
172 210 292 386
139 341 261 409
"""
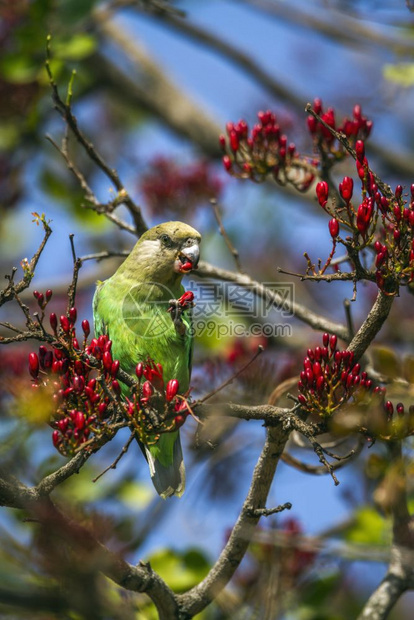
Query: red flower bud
81 320 90 338
69 307 77 324
111 360 120 377
174 414 187 429
396 402 404 416
339 176 353 202
313 362 322 377
330 335 337 351
136 362 144 379
74 360 84 375
50 313 58 331
75 411 85 430
60 316 70 334
52 430 60 447
313 98 322 115
355 140 365 163
98 403 108 418
46 289 53 301
328 218 339 238
385 401 394 420
141 380 153 401
112 380 121 396
229 130 239 152
222 155 232 172
316 376 325 392
28 352 39 379
178 291 194 307
103 351 113 372
166 379 179 402
316 181 329 208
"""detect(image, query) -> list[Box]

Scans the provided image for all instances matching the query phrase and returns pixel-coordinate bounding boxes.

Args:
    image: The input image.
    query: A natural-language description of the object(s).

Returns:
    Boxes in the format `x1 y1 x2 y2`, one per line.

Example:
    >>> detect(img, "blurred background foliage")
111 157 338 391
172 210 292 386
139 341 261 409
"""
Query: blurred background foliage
1 0 414 617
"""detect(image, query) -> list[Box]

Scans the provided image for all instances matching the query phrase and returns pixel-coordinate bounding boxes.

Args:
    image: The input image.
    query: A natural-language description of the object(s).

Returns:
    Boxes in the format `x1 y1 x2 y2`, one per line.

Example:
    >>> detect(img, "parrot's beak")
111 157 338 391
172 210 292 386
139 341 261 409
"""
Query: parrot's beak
176 243 200 274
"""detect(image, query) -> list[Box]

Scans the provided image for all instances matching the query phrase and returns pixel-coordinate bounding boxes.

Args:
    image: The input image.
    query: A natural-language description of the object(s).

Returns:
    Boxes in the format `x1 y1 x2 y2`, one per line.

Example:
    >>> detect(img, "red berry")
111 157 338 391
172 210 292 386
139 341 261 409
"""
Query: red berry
60 316 70 334
328 218 339 238
81 320 90 338
50 313 58 331
28 352 39 379
355 140 365 163
69 307 77 324
166 379 179 402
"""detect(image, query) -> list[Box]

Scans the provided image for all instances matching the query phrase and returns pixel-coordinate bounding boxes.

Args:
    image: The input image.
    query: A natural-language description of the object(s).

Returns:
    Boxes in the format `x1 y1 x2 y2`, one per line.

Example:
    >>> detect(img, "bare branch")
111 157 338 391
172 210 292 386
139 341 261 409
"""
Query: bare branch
45 39 148 236
178 422 291 616
357 570 411 620
196 260 350 340
0 219 52 308
211 199 243 273
347 290 395 361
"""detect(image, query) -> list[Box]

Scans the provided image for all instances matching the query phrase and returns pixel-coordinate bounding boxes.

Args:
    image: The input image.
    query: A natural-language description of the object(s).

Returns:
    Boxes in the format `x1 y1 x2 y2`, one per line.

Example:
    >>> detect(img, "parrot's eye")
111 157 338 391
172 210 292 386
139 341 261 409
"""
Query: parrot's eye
160 234 173 247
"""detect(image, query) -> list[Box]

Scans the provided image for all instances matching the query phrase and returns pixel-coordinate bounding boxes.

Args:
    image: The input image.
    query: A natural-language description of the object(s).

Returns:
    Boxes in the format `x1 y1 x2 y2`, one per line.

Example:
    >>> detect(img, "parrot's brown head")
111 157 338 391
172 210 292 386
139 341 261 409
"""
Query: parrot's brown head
130 221 201 282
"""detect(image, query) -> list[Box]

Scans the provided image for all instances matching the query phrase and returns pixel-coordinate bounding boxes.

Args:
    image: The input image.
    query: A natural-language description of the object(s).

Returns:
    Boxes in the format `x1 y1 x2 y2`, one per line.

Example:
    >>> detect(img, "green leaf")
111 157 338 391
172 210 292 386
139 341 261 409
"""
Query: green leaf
343 506 391 546
147 548 210 592
384 63 414 87
370 346 400 379
402 355 414 383
53 34 97 61
0 55 39 84
118 480 153 510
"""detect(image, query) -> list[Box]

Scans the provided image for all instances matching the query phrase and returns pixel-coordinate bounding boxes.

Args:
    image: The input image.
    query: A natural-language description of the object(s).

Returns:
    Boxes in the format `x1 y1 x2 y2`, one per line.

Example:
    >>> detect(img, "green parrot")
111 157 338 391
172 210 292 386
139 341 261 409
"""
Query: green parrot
93 221 201 498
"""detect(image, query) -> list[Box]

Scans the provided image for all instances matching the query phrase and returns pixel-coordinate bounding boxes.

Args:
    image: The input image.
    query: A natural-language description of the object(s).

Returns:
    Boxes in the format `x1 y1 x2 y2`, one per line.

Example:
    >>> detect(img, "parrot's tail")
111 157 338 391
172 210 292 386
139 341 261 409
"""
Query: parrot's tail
144 434 185 499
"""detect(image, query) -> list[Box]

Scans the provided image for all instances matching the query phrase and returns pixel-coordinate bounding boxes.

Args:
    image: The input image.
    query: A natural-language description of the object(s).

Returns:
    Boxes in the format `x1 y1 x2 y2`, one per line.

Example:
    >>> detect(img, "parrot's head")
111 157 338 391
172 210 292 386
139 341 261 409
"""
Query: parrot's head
135 221 201 281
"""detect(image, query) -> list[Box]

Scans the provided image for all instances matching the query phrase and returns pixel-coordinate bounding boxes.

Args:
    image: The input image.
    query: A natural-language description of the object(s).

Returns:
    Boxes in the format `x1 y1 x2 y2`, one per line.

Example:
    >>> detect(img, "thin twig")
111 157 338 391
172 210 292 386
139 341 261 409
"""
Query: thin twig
277 266 359 283
0 220 52 308
211 199 243 273
67 234 82 313
196 261 349 340
247 502 292 517
45 37 147 236
92 431 135 483
344 298 355 340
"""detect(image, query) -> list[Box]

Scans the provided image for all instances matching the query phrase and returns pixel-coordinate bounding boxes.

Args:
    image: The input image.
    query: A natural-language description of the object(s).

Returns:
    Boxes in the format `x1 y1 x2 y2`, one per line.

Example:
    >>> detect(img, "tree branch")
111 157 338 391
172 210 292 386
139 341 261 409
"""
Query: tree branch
347 290 395 361
196 260 350 340
178 422 290 616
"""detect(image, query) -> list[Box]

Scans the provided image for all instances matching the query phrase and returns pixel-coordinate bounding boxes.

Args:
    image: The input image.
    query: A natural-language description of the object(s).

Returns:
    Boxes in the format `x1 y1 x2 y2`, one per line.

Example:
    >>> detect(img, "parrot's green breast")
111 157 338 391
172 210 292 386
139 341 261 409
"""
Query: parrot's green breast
93 275 193 390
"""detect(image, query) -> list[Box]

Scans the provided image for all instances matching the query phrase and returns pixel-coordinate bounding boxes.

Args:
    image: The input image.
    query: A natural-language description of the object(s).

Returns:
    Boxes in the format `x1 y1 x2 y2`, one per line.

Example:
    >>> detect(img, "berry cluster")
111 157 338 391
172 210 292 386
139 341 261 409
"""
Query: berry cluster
140 156 221 216
382 399 414 440
29 314 121 456
28 304 187 456
372 182 414 291
219 110 315 189
127 359 190 445
307 99 372 156
315 137 414 291
297 333 384 417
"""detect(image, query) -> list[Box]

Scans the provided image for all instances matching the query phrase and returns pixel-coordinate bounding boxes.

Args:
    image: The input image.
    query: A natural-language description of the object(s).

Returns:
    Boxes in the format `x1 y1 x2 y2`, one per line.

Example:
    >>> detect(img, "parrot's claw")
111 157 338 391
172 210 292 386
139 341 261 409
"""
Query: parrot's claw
168 292 195 337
